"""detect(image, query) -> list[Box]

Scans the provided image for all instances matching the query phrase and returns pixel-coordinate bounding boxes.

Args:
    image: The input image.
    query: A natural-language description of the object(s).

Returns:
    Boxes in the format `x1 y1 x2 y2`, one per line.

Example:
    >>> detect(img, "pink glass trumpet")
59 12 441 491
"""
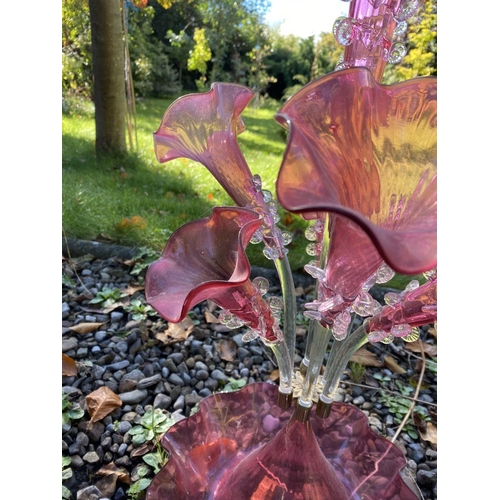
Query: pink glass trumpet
153 81 285 258
145 206 294 399
146 382 419 500
276 66 436 406
152 82 298 390
276 67 437 277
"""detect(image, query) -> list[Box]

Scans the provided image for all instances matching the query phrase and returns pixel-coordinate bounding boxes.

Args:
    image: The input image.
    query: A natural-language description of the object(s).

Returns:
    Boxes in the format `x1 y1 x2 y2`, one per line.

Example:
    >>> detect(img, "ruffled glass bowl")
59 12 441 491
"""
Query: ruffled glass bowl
146 382 418 500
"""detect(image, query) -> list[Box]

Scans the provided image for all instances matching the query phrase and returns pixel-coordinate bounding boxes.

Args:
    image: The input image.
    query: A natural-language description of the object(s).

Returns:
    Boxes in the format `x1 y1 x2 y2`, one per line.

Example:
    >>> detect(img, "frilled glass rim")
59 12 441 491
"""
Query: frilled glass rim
146 382 418 499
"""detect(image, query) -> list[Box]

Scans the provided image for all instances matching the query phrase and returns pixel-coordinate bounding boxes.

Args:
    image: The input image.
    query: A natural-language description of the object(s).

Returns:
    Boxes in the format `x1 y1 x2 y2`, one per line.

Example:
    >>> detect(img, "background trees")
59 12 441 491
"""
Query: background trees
63 0 437 102
63 0 437 156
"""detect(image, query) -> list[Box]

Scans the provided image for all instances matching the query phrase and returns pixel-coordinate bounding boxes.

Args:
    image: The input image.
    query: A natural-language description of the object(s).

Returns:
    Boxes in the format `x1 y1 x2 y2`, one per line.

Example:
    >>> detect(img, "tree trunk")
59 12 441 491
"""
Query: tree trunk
89 0 127 156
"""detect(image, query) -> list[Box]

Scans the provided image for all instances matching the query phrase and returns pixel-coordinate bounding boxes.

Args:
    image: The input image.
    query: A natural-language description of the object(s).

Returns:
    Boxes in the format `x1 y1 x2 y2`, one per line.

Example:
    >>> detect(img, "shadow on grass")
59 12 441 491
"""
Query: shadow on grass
237 112 287 157
62 133 216 251
62 97 307 270
62 132 96 161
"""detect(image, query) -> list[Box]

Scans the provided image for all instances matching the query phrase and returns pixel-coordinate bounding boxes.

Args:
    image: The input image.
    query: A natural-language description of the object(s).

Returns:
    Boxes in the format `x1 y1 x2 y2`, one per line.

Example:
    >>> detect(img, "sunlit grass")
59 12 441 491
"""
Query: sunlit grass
62 95 310 271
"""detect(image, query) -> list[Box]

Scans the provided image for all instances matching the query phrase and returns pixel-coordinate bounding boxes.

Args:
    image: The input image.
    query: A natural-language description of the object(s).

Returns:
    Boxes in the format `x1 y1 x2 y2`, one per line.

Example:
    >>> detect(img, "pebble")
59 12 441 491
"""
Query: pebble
168 373 185 386
76 485 102 500
82 451 101 464
137 374 162 389
119 389 148 404
211 369 228 381
417 469 437 486
153 394 172 409
107 360 130 371
173 395 185 411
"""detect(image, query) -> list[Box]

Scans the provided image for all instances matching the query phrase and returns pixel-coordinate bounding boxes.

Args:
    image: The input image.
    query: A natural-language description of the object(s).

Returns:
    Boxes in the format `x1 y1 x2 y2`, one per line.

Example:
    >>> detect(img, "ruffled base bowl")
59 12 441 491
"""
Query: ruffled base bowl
146 382 418 500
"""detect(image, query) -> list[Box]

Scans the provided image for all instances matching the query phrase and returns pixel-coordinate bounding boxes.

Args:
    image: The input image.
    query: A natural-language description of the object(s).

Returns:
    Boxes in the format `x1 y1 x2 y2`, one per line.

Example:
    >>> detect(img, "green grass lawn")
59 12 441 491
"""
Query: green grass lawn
62 94 423 288
62 94 310 271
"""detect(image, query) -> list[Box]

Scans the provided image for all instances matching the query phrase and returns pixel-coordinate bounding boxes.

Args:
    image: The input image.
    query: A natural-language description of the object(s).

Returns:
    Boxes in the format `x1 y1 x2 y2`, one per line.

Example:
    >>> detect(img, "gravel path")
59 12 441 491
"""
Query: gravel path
62 249 437 500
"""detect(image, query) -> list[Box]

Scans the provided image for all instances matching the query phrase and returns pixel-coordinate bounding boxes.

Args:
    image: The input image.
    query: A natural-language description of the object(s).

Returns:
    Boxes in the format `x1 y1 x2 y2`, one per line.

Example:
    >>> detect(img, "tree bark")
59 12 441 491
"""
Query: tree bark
89 0 127 156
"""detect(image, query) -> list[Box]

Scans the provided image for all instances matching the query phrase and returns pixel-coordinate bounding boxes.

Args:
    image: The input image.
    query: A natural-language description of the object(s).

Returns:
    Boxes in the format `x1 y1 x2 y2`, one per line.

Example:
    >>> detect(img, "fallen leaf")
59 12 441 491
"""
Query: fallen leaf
215 339 237 362
405 341 437 357
283 212 294 225
62 353 78 376
428 326 437 339
204 311 219 324
269 369 280 382
206 300 218 313
97 463 131 484
413 413 437 445
86 386 122 423
294 287 305 297
117 215 147 231
350 348 383 367
124 284 145 295
69 322 104 334
156 317 194 345
102 300 129 314
384 355 406 374
130 442 154 458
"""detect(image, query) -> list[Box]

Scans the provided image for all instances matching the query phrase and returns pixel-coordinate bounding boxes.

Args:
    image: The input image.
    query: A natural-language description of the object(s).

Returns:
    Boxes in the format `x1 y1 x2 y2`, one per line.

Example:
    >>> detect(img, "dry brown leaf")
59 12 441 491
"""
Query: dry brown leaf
215 339 237 362
269 369 280 382
86 386 122 423
405 341 437 357
420 422 437 445
204 311 219 324
384 355 406 374
350 347 383 367
283 212 294 225
156 317 194 345
130 442 154 458
206 300 218 313
69 322 104 334
413 413 437 445
124 284 144 296
102 300 129 314
97 463 131 484
428 326 437 339
294 286 305 297
62 353 78 376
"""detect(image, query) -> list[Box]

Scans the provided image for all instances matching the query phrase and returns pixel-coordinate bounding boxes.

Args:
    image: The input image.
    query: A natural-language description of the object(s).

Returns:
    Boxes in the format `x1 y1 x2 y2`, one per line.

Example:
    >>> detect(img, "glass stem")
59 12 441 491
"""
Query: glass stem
301 213 330 374
301 280 318 375
298 321 331 408
274 255 297 378
321 322 368 401
268 341 293 395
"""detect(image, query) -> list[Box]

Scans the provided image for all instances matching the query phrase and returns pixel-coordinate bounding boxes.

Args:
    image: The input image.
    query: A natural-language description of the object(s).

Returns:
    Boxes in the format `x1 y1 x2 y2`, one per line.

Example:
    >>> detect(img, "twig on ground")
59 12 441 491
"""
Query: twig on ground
391 340 427 443
341 380 437 408
62 228 93 296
